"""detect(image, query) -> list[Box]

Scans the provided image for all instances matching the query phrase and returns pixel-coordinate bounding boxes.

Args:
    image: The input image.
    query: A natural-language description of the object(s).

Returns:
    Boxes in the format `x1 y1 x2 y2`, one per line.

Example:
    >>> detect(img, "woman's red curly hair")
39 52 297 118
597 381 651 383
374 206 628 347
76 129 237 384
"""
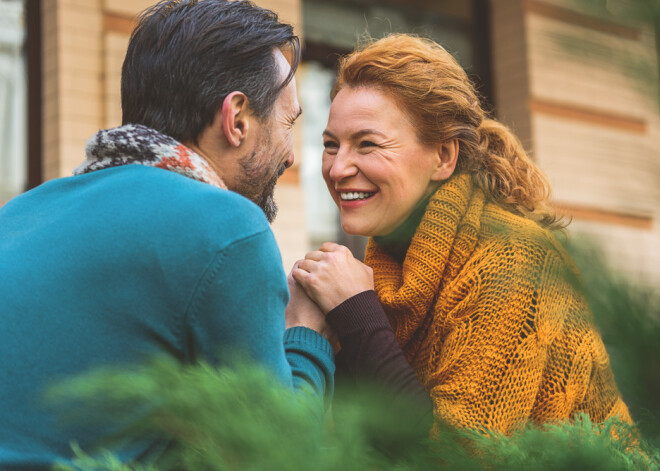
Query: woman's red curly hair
333 34 564 229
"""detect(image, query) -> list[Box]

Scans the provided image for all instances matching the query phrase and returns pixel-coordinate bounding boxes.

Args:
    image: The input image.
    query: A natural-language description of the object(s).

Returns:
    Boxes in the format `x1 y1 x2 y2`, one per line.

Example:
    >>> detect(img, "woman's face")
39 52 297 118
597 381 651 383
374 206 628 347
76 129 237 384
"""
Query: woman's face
322 86 447 237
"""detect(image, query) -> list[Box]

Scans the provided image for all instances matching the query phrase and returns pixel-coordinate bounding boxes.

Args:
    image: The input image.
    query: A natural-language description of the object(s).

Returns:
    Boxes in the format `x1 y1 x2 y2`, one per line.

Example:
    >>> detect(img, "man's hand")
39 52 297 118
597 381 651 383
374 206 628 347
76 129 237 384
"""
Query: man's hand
292 242 374 314
286 262 339 352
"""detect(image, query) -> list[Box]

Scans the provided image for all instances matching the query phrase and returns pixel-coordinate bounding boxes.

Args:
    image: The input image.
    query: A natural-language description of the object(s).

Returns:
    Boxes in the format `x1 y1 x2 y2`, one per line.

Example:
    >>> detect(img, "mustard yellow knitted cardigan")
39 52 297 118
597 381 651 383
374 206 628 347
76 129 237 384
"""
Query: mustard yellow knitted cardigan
364 174 631 434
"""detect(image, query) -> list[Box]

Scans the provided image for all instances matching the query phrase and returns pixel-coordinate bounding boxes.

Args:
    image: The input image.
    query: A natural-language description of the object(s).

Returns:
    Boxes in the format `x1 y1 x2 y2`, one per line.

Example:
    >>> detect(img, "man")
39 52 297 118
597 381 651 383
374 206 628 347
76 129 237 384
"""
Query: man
0 0 334 468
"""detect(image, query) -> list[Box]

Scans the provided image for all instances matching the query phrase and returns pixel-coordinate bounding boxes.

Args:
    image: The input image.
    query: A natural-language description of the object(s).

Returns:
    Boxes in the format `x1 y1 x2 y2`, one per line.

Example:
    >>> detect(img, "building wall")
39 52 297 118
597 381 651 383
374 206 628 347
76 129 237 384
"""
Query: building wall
0 0 27 203
40 0 659 283
490 0 659 284
42 0 103 180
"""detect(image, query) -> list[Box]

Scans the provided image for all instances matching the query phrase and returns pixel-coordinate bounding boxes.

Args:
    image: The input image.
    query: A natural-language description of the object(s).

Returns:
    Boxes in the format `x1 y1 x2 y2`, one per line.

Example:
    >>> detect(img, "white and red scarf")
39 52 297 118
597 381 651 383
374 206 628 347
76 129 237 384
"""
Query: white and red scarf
75 124 226 189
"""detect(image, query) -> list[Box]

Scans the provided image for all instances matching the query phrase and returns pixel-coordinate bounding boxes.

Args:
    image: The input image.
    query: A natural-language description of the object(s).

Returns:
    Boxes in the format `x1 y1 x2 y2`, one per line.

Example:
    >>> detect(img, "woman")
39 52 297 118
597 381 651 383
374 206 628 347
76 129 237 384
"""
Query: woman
291 34 630 435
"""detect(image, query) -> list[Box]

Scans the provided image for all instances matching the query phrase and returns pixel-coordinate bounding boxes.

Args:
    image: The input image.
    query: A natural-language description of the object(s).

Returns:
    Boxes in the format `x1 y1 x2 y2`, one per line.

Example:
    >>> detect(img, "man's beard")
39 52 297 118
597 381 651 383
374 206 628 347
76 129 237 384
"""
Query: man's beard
253 162 287 223
233 131 286 223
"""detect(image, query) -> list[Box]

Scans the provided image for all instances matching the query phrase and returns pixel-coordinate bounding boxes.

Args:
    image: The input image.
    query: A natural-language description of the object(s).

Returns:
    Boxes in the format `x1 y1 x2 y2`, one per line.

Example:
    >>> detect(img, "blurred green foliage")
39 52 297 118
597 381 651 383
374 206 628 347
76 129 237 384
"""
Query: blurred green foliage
46 241 660 470
569 0 660 27
48 357 658 471
558 0 660 100
566 238 660 445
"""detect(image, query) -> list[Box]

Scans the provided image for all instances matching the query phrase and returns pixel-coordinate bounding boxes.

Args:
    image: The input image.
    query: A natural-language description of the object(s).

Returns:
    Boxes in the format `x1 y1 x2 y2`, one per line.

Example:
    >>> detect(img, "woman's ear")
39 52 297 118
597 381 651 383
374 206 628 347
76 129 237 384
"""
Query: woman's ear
221 91 251 148
431 139 459 182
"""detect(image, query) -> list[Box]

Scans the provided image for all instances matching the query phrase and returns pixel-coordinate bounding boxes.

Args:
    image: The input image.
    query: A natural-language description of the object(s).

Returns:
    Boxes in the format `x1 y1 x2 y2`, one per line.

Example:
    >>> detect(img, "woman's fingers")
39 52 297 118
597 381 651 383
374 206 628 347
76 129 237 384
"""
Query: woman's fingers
288 259 302 276
304 250 324 262
290 243 371 313
291 264 321 303
291 260 310 284
319 241 341 252
296 258 320 273
303 244 351 266
291 262 315 286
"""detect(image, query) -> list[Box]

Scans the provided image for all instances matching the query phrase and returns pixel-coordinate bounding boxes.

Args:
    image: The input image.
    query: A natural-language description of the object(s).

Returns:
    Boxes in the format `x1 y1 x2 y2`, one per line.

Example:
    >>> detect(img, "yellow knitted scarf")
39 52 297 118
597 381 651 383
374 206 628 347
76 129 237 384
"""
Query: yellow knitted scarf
365 174 630 433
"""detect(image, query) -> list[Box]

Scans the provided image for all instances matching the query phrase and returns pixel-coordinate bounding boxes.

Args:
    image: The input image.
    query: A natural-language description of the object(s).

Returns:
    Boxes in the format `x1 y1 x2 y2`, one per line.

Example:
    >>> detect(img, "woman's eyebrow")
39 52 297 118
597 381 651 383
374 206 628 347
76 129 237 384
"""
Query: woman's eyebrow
322 129 386 139
351 129 386 139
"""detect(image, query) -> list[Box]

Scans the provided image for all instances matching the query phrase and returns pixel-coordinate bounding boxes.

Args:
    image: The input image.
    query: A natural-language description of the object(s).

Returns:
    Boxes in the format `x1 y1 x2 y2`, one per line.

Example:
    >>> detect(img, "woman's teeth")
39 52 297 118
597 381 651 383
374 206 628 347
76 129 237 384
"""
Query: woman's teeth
340 191 374 201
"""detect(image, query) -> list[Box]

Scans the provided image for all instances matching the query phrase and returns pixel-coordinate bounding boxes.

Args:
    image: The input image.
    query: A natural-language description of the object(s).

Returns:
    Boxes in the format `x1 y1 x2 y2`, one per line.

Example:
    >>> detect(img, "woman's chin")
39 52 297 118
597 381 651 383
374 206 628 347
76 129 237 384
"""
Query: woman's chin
340 220 373 237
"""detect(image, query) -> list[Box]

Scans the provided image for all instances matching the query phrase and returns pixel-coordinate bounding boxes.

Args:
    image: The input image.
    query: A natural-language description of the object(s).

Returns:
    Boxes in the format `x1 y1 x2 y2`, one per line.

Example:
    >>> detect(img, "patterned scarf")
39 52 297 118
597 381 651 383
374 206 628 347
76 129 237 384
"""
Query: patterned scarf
75 124 227 189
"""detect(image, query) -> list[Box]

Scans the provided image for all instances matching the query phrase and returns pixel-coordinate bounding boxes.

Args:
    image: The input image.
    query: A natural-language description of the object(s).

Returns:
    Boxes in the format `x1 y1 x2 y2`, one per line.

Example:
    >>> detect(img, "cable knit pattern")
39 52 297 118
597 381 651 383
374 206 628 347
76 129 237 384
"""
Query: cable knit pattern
365 174 631 434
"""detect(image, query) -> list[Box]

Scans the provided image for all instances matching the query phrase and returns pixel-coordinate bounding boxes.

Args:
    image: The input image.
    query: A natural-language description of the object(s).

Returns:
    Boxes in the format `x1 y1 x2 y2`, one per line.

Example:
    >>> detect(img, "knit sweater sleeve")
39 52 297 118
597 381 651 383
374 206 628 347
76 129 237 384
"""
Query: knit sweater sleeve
425 239 552 433
327 290 434 432
185 228 334 406
427 239 629 433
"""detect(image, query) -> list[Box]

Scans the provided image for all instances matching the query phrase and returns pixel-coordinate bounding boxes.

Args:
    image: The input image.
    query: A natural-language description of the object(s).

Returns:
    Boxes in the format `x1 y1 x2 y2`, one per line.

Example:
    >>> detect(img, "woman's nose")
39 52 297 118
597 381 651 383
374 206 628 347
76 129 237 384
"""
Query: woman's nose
328 149 358 181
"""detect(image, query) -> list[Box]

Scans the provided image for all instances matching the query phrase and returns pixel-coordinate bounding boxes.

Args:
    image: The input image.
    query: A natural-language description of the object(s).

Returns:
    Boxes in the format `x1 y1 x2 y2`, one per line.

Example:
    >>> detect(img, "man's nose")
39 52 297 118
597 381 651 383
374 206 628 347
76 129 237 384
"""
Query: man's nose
285 151 294 169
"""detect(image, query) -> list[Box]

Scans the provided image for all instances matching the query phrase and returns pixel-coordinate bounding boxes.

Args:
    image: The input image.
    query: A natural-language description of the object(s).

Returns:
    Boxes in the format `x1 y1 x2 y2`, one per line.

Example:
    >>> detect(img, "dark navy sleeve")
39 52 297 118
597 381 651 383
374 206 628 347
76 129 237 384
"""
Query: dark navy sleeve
327 290 433 431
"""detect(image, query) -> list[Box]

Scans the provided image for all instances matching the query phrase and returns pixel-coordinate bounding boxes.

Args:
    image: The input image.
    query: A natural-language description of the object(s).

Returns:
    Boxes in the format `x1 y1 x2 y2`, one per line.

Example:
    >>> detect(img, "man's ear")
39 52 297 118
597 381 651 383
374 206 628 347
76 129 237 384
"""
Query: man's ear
431 139 459 182
221 91 251 148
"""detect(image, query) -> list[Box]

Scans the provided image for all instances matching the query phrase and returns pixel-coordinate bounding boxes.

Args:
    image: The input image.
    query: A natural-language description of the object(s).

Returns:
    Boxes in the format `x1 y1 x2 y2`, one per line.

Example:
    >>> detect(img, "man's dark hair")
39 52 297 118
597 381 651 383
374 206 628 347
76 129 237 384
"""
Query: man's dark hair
121 0 300 144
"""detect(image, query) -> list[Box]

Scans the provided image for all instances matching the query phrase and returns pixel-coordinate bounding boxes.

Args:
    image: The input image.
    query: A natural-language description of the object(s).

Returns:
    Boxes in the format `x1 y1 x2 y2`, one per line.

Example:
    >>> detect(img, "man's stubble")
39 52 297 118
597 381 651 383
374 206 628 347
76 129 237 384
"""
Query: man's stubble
233 128 286 223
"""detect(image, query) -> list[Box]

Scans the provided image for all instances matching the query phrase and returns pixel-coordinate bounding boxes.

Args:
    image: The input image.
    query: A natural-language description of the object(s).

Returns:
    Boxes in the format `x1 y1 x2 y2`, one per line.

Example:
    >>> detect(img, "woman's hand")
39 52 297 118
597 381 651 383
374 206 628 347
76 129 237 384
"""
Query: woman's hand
285 262 340 352
292 242 374 314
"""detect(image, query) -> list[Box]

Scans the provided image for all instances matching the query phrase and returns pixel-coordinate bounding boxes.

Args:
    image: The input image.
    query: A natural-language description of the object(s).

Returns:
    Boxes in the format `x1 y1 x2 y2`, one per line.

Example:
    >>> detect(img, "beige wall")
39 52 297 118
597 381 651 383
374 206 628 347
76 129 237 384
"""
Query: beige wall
490 0 533 151
490 0 660 284
42 0 104 180
42 0 659 282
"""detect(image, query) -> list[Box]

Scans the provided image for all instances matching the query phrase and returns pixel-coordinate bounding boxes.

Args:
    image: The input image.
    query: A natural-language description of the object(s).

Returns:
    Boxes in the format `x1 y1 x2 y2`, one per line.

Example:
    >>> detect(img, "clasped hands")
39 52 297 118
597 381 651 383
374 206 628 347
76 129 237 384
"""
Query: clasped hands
285 242 374 353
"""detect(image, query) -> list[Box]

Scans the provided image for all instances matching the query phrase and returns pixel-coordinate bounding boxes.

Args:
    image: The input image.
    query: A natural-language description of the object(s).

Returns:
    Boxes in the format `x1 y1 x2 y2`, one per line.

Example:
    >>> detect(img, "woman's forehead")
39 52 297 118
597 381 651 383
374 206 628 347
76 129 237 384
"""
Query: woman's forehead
328 87 411 132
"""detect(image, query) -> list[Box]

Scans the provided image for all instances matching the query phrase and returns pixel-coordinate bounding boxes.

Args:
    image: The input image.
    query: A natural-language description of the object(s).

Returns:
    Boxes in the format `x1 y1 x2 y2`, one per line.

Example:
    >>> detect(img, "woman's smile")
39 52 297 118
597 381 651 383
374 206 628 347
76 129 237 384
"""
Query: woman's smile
338 190 377 202
322 86 445 237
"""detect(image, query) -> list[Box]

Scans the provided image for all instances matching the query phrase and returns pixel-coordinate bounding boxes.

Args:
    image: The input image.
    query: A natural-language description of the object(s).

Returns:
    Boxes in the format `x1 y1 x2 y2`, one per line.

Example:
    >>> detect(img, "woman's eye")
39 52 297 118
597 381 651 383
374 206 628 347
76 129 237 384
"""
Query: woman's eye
359 140 378 148
323 141 338 149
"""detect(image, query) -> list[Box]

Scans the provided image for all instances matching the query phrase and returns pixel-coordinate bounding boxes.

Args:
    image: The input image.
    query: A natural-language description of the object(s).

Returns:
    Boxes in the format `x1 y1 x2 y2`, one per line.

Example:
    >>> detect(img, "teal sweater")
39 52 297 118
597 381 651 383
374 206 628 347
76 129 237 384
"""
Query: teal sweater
0 165 334 469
